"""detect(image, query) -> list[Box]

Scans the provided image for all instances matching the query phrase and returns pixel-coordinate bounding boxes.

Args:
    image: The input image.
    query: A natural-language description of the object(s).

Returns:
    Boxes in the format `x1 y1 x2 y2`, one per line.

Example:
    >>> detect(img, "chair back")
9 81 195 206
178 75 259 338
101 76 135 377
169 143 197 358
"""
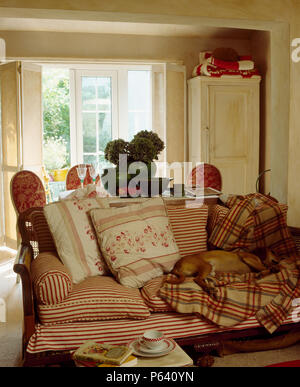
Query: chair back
66 164 100 190
187 163 222 191
10 170 46 214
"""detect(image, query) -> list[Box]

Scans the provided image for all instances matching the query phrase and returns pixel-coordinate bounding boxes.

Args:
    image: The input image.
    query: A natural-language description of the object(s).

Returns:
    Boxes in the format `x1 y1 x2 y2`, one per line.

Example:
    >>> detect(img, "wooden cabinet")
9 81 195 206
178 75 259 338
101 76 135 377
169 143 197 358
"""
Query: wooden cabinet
188 76 261 195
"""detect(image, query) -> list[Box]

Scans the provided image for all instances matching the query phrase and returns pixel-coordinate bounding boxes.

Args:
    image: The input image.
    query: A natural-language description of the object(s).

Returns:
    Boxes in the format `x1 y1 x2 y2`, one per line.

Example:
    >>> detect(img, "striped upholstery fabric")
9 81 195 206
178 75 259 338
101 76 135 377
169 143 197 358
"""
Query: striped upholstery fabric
31 252 73 305
90 198 181 288
207 204 229 236
37 276 150 325
167 205 208 256
26 312 296 354
30 209 57 254
140 275 172 312
44 197 110 284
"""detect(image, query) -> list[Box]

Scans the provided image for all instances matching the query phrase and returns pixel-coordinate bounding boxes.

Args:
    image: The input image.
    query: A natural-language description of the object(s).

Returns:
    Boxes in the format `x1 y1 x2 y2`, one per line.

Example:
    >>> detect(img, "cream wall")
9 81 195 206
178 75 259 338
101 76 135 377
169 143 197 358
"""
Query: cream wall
251 31 271 194
0 30 252 79
0 0 300 226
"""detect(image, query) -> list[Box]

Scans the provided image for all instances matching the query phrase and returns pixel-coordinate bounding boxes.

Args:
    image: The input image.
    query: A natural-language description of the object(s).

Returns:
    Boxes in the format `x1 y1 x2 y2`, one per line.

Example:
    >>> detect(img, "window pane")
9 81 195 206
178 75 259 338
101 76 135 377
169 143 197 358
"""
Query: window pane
82 77 97 111
128 71 151 110
97 77 111 111
128 111 151 140
83 154 97 165
128 70 151 140
82 76 113 168
98 112 112 152
82 112 96 152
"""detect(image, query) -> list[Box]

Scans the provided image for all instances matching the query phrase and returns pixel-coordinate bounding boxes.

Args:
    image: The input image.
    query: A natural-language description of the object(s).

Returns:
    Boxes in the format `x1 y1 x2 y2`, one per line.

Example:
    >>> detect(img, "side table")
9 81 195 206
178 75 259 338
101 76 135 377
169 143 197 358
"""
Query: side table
133 343 193 367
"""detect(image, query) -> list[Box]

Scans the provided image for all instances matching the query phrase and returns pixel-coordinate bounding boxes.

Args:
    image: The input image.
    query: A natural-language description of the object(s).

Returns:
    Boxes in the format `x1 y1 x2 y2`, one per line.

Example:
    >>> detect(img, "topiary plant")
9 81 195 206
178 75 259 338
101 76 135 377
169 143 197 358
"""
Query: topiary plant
104 139 129 166
127 137 157 165
131 130 165 161
104 130 165 167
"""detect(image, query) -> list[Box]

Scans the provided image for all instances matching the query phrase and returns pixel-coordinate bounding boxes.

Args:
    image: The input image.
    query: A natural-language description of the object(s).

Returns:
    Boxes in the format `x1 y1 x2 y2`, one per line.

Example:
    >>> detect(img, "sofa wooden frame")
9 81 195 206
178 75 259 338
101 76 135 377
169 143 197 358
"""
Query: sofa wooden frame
14 206 300 367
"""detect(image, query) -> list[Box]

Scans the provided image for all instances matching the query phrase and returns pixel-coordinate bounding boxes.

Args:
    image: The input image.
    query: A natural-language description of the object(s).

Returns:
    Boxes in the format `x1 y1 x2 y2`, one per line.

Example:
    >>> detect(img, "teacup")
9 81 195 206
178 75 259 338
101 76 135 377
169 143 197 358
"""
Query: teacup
140 330 165 349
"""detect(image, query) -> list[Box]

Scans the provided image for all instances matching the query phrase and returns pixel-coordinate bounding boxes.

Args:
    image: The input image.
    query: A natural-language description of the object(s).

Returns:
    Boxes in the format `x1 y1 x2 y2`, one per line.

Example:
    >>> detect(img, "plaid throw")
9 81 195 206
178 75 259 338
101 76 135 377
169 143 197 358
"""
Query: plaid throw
159 194 300 333
209 194 298 257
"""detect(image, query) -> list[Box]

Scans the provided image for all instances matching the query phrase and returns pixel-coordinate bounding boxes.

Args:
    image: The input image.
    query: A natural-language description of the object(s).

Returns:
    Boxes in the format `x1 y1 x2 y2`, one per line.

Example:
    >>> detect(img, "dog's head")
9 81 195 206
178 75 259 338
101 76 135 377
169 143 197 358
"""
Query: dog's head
252 247 280 267
264 249 280 267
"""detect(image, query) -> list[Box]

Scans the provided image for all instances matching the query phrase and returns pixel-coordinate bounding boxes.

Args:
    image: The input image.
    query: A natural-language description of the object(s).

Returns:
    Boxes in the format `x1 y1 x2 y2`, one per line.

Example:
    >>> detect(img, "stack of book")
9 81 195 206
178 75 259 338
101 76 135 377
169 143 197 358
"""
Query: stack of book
72 340 138 367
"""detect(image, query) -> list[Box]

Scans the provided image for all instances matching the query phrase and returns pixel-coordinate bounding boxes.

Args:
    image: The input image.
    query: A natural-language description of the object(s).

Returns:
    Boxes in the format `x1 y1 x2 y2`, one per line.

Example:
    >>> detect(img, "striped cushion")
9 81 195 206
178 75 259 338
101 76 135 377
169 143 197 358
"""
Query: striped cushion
167 205 208 256
44 197 110 284
30 209 57 254
31 252 73 305
141 276 172 312
37 276 150 325
90 197 181 288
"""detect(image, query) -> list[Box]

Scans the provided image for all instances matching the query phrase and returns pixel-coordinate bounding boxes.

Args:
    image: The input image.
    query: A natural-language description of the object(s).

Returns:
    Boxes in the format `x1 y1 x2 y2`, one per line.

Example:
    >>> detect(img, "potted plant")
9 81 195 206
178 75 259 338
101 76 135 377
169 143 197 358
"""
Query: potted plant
102 130 167 196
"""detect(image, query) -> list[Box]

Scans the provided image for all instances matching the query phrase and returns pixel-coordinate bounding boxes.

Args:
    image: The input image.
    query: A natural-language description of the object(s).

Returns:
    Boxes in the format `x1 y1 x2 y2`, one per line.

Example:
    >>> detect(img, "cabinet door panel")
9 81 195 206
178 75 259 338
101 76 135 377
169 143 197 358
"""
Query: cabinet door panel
207 84 259 195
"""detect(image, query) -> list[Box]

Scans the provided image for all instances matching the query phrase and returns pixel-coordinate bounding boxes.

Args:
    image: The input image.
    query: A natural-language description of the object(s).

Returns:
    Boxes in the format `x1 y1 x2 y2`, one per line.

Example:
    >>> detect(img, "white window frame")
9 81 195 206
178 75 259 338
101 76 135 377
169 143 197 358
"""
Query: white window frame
70 64 153 165
74 69 118 164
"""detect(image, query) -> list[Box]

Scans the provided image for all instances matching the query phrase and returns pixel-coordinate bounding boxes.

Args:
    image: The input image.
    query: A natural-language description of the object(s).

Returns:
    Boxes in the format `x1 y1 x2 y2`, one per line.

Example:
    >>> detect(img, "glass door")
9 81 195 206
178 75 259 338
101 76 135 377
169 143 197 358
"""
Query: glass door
75 70 118 168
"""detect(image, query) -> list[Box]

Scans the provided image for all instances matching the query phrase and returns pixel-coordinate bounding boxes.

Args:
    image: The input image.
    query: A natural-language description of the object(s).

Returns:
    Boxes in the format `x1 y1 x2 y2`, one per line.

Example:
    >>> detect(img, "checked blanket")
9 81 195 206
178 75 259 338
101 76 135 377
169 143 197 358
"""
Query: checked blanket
159 194 300 333
209 193 298 257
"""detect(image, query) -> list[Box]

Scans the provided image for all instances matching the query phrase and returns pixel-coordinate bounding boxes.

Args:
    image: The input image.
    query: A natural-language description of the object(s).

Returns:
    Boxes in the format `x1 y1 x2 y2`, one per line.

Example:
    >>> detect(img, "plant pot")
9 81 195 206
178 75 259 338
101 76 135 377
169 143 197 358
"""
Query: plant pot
52 168 68 182
101 167 170 197
127 162 157 178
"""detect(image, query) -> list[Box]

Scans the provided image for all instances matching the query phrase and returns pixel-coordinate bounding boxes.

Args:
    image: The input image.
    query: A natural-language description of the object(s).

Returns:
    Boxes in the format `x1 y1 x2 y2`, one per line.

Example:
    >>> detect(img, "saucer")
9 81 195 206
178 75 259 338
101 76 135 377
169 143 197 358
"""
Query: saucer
128 338 176 358
138 339 169 353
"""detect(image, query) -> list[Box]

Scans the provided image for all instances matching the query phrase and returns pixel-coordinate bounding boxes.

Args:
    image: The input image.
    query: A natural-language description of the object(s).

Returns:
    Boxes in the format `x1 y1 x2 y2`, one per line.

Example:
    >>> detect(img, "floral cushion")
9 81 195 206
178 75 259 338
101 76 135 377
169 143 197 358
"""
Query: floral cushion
37 276 150 325
44 197 110 284
90 197 181 288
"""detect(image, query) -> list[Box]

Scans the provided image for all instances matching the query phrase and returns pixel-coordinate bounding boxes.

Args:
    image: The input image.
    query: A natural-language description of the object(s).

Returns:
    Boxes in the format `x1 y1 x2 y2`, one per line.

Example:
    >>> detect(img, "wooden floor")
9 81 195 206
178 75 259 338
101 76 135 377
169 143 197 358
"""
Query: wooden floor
0 247 299 367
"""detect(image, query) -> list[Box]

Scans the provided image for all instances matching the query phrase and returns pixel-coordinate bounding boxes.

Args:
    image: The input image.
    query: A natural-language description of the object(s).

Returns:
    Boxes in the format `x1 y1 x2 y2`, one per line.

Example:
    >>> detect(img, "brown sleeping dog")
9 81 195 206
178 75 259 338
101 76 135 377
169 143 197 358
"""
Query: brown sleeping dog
166 249 280 294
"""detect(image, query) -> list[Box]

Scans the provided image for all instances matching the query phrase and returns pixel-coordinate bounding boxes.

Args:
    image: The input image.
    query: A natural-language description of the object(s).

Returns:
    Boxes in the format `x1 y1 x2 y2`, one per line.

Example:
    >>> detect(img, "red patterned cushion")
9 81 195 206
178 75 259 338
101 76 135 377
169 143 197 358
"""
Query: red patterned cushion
31 252 73 305
37 276 150 325
167 205 208 256
141 276 172 312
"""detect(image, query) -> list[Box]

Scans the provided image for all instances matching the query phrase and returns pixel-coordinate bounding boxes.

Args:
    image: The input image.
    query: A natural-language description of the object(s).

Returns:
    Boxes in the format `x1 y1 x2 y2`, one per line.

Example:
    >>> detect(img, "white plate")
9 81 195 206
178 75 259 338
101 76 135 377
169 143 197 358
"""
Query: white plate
128 338 176 358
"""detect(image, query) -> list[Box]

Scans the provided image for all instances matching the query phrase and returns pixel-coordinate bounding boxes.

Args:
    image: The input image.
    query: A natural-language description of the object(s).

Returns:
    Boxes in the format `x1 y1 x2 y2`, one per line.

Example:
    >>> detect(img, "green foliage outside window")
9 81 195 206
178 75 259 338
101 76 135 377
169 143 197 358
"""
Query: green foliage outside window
42 68 70 170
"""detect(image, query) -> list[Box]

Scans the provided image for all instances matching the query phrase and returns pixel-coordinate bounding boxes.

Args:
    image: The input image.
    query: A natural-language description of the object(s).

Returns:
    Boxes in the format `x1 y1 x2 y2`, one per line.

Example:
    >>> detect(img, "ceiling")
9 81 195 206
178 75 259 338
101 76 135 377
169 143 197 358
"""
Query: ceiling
0 17 253 39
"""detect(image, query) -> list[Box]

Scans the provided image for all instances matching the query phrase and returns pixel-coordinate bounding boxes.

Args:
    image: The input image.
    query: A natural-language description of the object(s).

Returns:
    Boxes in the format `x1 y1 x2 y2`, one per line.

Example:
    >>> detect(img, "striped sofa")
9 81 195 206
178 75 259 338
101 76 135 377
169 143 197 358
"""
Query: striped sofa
14 197 300 366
